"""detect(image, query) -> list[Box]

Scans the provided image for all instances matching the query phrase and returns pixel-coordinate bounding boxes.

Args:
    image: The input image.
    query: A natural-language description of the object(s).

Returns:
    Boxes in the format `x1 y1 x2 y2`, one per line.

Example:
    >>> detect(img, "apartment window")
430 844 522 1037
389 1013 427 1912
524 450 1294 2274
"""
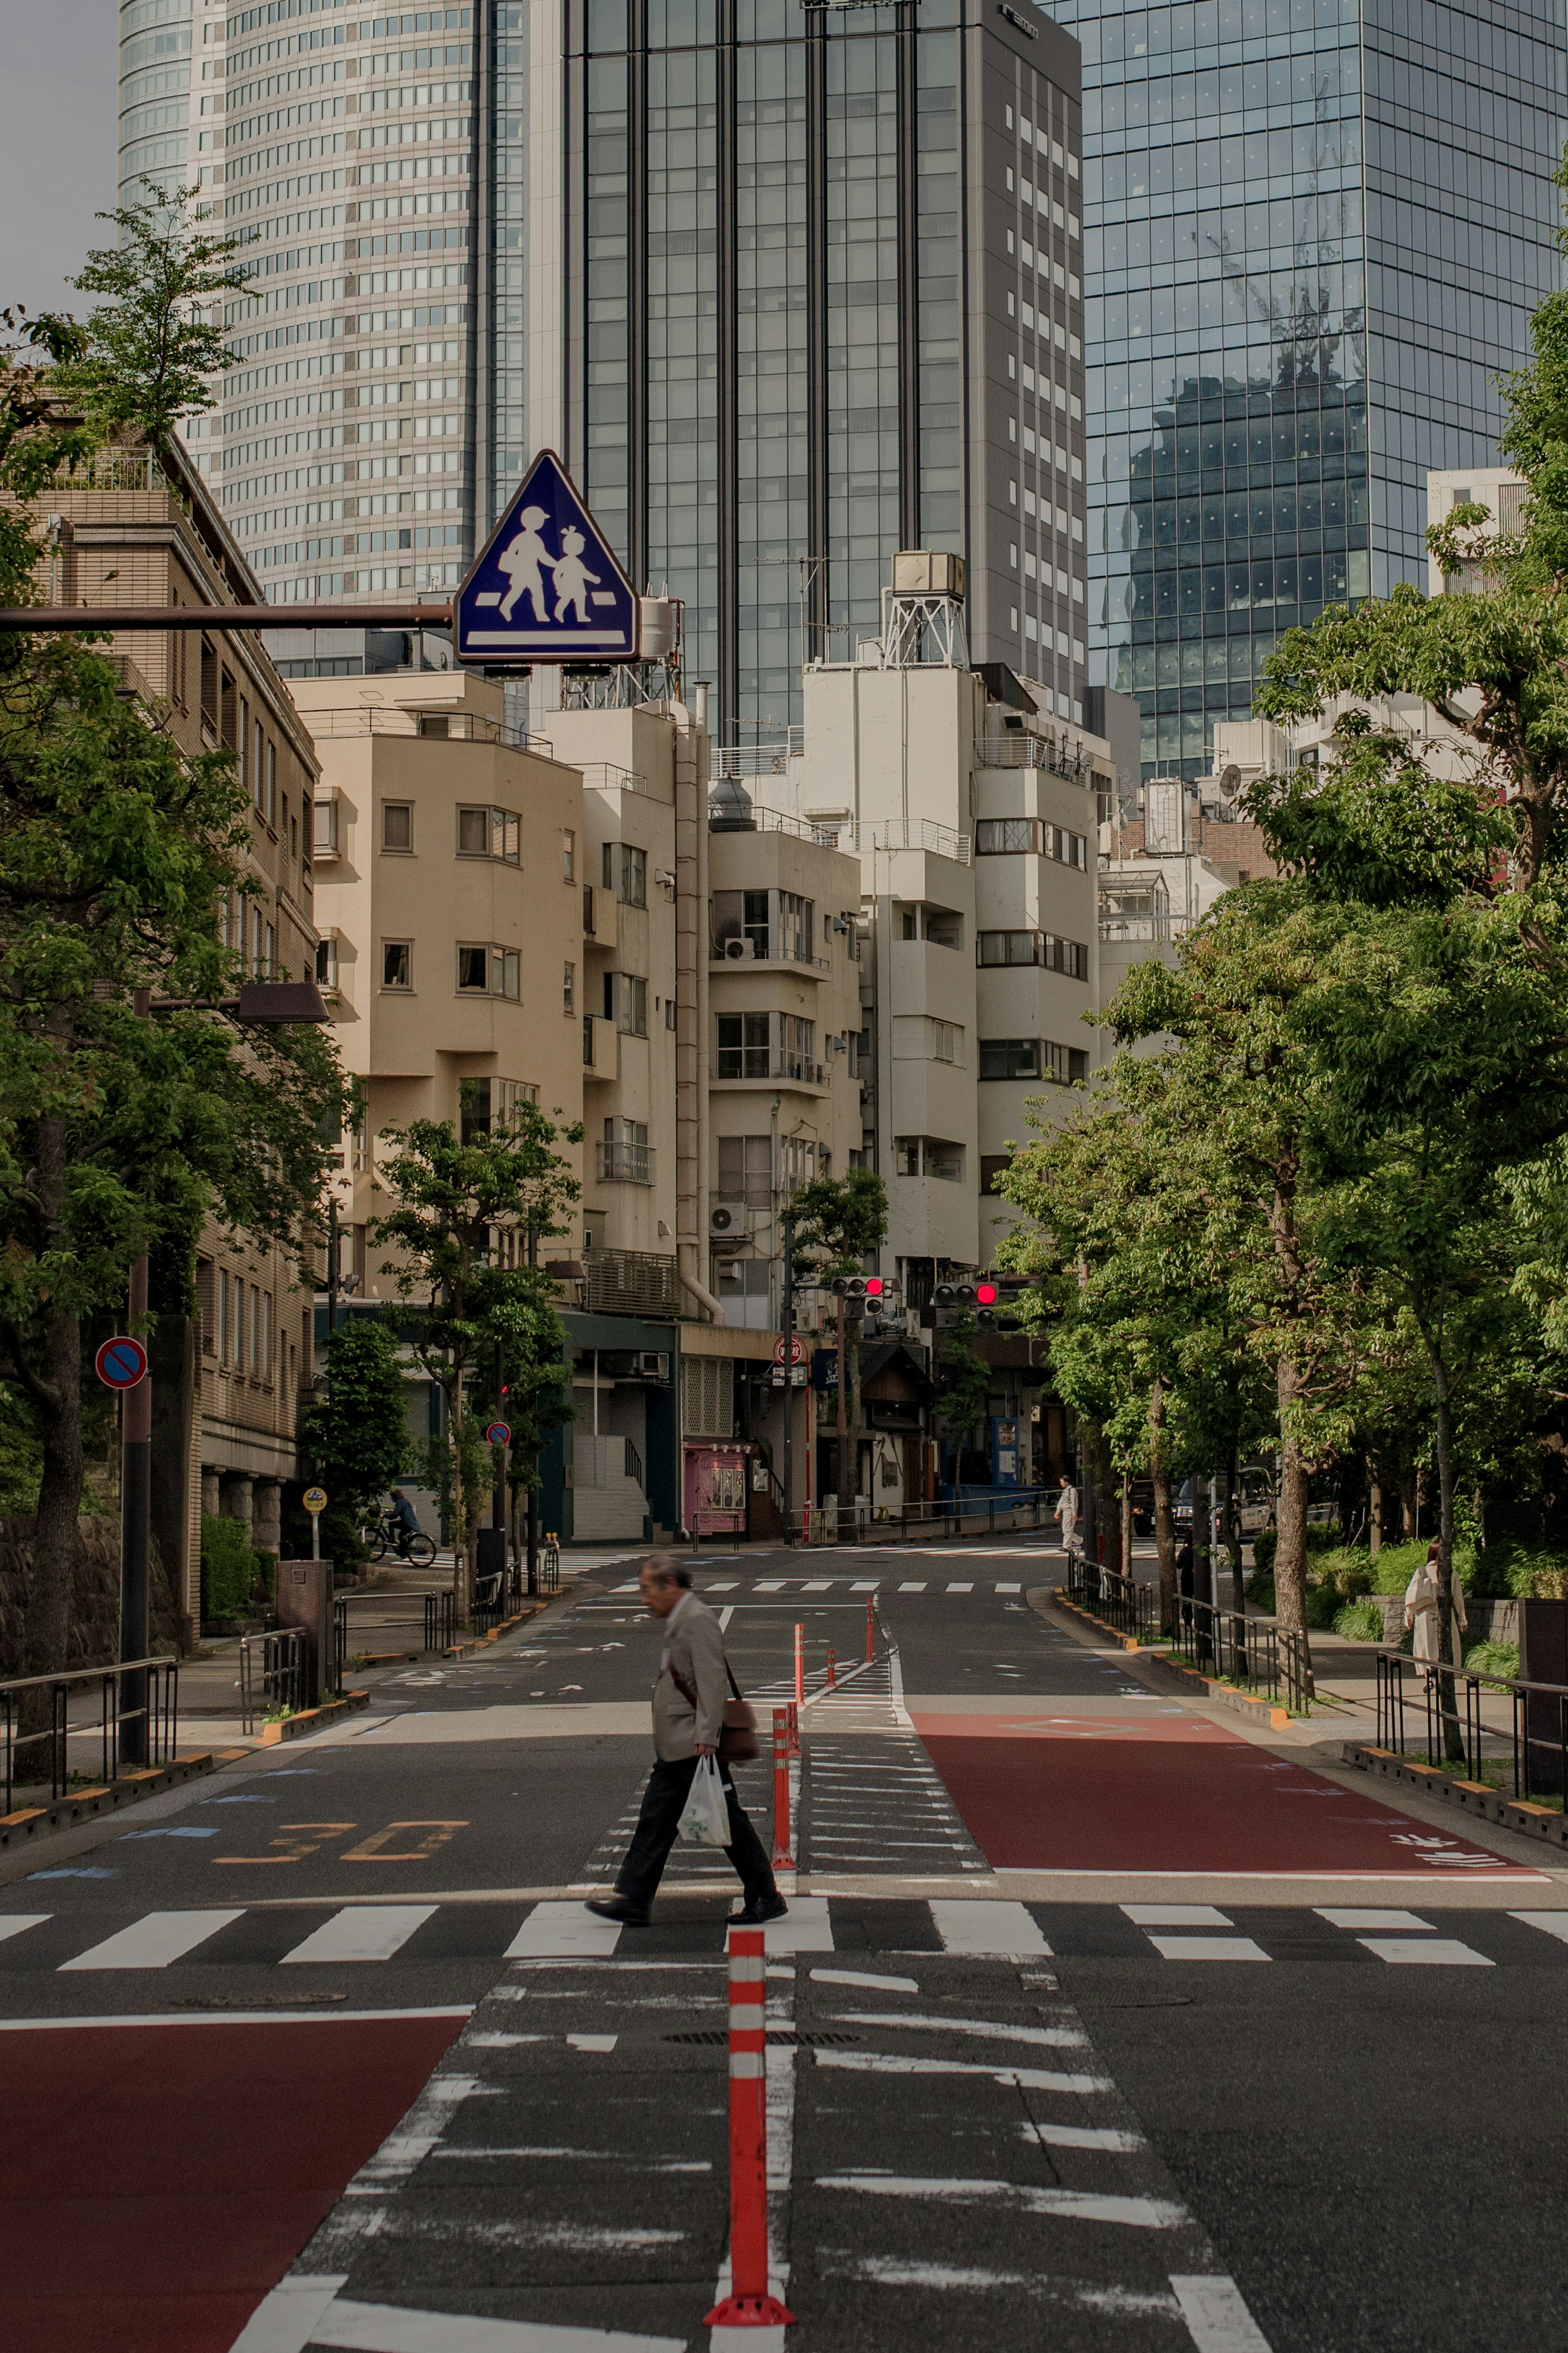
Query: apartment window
894 1136 965 1181
898 903 963 948
600 1116 652 1183
458 946 488 991
382 941 412 989
562 829 576 881
604 970 648 1035
665 995 677 1030
264 733 276 827
781 1014 816 1078
261 1290 273 1385
315 935 339 989
417 712 450 738
712 889 771 960
716 1012 771 1079
983 1039 1091 1085
604 841 647 906
778 1134 819 1191
976 817 1038 854
492 946 521 998
563 960 575 1015
460 1076 497 1142
976 930 1089 979
314 797 338 854
717 1134 772 1208
221 667 236 749
457 944 521 998
216 1267 229 1366
457 805 521 862
714 1256 772 1327
239 697 250 796
382 802 413 852
892 1016 964 1064
777 891 814 964
247 1282 259 1374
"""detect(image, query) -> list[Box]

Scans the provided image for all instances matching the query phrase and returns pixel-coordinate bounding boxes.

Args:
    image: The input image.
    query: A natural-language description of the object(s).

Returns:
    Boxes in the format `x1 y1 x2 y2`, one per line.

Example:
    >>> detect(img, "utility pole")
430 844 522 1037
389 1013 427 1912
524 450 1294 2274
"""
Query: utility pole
835 1286 849 1541
118 1204 152 1768
781 1211 796 1543
526 1222 539 1597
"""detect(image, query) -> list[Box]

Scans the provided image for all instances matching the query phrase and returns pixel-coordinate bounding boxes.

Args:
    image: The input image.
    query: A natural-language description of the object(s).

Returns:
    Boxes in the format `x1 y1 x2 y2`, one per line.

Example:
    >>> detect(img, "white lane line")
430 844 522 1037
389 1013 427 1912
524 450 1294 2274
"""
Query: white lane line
283 1906 438 1965
1316 1909 1433 1930
831 2010 1084 2051
610 1582 641 1593
0 1914 49 1946
996 1583 1022 1593
312 2294 689 2349
945 1582 974 1593
898 1582 927 1592
817 2051 1111 2094
1508 1910 1568 1943
815 2173 1187 2229
1020 2119 1147 2153
755 1580 785 1591
0 2007 471 2032
1148 1937 1271 1963
764 1896 833 1955
931 1899 1051 1958
506 1902 622 1959
801 1581 832 1592
706 1582 739 1593
810 1967 918 1993
566 2033 618 2052
1170 2273 1275 2351
850 1581 880 1592
1123 1905 1233 1927
60 1909 243 1971
1357 1937 1493 1967
227 2270 349 2352
717 1608 734 1631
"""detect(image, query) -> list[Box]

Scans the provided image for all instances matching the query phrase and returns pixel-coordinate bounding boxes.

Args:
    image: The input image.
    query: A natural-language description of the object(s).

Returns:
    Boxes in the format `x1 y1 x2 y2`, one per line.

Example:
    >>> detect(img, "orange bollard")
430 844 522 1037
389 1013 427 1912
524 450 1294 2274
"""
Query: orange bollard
794 1621 804 1705
771 1707 794 1870
702 1926 796 2329
826 1644 837 1688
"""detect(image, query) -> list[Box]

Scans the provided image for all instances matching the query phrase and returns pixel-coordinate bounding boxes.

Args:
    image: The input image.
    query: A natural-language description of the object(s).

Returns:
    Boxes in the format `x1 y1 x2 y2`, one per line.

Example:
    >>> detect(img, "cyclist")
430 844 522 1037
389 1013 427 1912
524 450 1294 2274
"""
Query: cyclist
387 1490 423 1554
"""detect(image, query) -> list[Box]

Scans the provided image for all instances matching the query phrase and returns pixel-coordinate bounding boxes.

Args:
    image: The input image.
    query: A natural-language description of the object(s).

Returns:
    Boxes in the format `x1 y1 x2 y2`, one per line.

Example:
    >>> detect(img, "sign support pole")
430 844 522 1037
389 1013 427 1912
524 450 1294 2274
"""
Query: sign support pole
781 1213 795 1547
118 993 154 1769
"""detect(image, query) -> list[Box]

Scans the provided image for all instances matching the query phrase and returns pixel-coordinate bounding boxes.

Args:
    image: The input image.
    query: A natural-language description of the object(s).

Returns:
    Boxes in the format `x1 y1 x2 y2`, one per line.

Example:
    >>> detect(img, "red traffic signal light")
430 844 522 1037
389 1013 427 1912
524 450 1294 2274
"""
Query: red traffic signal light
976 1281 997 1306
865 1276 884 1298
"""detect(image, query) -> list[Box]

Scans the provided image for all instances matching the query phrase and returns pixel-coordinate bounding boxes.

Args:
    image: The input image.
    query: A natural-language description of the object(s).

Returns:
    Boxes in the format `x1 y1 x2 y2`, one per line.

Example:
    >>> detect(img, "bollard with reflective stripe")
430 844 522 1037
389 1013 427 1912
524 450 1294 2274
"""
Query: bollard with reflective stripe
786 1700 800 1758
702 1926 796 2329
793 1621 804 1706
865 1594 875 1663
771 1708 795 1870
825 1644 837 1689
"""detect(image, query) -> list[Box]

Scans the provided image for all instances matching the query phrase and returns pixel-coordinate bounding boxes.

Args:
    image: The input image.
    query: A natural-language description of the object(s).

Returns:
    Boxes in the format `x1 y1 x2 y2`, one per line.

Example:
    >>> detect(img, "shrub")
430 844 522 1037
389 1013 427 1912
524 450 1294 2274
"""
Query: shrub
1250 1528 1276 1577
200 1514 262 1624
1463 1638 1520 1687
1304 1582 1341 1629
1245 1570 1276 1610
1333 1597 1385 1642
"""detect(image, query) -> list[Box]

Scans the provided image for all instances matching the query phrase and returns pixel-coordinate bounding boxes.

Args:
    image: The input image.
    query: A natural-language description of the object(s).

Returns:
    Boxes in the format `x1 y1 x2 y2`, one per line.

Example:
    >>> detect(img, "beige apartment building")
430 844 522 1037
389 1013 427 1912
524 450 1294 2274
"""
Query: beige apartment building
35 441 324 1631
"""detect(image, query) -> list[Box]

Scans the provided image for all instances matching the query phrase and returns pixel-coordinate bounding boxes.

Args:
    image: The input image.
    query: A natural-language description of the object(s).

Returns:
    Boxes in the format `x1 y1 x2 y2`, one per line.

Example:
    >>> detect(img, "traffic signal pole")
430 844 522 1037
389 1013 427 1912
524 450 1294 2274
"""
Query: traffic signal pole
781 1214 796 1544
836 1288 849 1539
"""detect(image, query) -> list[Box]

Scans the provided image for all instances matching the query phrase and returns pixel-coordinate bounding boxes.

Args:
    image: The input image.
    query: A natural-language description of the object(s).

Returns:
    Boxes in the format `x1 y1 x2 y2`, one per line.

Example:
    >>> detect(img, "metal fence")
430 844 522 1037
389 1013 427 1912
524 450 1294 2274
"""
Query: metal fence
239 1629 306 1734
1066 1553 1155 1644
0 1654 180 1813
1169 1592 1311 1713
1374 1647 1568 1800
804 1489 1058 1546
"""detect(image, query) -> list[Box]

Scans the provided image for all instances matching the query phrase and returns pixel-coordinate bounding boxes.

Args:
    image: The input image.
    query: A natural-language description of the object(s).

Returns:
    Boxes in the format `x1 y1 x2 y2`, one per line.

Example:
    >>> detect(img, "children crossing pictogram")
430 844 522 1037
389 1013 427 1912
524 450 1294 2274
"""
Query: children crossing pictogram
454 452 639 664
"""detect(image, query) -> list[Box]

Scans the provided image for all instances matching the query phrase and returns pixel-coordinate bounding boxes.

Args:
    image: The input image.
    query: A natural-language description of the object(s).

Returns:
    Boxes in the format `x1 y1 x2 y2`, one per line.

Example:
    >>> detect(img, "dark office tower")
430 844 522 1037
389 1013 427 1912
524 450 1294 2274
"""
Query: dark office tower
1048 0 1567 783
566 0 1090 740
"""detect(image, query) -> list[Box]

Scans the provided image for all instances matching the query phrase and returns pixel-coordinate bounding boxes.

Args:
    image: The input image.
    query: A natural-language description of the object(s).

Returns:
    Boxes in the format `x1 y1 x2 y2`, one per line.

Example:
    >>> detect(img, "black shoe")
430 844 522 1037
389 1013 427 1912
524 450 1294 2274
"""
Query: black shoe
586 1897 650 1926
729 1893 789 1927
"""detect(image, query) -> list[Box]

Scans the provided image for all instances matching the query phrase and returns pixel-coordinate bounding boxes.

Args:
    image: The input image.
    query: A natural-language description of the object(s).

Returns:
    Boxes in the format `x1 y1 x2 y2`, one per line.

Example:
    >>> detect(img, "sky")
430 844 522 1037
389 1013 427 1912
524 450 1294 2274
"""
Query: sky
0 2 121 323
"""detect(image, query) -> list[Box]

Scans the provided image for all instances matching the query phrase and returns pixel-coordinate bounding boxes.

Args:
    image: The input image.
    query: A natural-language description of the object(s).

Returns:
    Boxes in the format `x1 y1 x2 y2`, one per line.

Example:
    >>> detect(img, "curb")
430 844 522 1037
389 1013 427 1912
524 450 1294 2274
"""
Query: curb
0 1751 216 1848
1345 1742 1568 1847
442 1598 556 1661
261 1689 370 1745
1049 1593 1293 1730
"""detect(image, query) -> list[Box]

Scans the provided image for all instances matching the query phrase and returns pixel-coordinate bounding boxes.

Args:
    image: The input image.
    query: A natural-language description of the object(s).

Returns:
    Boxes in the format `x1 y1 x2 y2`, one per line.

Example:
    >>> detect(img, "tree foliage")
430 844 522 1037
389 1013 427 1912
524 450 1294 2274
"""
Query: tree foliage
301 1318 416 1568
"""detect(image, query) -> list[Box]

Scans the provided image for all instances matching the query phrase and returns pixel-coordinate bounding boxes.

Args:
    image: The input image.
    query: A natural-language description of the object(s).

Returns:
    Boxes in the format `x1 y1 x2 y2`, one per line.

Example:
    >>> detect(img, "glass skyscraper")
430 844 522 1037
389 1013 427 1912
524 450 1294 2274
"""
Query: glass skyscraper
1047 0 1568 781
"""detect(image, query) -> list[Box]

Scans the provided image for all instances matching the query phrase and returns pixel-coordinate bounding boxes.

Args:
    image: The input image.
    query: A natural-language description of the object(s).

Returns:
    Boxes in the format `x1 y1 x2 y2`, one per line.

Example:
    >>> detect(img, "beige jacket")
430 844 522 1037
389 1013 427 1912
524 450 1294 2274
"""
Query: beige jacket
651 1591 729 1761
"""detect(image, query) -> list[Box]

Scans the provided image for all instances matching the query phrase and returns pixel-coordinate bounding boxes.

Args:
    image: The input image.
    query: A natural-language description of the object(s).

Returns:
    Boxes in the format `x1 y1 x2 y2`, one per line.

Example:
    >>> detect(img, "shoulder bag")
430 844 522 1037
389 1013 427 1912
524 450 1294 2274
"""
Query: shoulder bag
668 1660 760 1763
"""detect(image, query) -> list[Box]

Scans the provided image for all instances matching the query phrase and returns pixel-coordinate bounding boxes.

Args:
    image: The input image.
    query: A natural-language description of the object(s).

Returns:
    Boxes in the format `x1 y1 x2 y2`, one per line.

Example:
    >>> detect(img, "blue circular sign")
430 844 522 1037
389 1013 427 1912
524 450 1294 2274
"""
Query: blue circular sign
96 1336 148 1391
485 1421 511 1446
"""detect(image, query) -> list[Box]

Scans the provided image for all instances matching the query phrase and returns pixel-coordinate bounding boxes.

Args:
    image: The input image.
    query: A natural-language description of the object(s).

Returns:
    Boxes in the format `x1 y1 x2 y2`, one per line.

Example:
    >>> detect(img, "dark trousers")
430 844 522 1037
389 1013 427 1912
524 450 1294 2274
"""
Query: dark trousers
616 1753 776 1913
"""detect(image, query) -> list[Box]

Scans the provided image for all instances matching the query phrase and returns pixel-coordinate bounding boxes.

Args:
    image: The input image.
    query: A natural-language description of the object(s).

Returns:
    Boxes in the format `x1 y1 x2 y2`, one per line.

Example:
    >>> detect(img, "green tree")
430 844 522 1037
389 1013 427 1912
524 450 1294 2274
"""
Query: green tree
301 1318 415 1569
788 1169 889 1507
371 1106 581 1615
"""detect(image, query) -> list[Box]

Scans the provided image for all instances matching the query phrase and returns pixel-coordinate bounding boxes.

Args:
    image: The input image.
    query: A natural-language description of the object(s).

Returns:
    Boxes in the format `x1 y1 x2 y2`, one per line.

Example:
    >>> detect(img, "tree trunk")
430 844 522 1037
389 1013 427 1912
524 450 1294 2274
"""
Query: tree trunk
1369 1481 1383 1556
1274 1352 1315 1695
1419 1307 1466 1763
1221 1456 1243 1606
26 1301 85 1682
1090 1426 1117 1564
1149 1375 1177 1636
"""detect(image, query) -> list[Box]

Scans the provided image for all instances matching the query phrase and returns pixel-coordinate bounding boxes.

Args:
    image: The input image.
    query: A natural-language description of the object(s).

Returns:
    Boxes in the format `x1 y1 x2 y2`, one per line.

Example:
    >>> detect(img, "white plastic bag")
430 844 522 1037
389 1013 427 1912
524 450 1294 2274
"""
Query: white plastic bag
677 1754 730 1846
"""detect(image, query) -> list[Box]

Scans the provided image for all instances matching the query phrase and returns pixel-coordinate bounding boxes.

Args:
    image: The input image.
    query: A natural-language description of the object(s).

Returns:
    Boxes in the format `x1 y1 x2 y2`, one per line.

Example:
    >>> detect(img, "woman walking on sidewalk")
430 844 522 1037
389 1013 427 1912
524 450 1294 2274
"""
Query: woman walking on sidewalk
586 1559 787 1929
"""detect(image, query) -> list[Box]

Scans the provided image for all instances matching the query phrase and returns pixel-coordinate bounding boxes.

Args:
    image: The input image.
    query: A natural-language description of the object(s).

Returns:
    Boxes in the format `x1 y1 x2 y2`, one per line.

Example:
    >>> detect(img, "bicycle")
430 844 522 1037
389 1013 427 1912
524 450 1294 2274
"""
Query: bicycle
364 1512 437 1568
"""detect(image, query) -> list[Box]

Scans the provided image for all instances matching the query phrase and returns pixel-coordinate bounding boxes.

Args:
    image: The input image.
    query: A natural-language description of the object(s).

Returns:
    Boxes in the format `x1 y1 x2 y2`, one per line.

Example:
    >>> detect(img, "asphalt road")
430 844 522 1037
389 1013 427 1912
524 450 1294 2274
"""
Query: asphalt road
4 1541 1568 2353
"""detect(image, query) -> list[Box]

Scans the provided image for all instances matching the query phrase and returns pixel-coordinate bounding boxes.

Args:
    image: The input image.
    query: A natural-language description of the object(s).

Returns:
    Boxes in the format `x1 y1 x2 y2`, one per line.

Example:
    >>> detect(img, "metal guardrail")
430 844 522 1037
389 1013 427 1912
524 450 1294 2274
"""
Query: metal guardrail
425 1591 455 1651
1374 1646 1568 1800
0 1654 180 1813
1169 1592 1310 1713
1066 1553 1155 1644
240 1628 305 1734
804 1489 1058 1545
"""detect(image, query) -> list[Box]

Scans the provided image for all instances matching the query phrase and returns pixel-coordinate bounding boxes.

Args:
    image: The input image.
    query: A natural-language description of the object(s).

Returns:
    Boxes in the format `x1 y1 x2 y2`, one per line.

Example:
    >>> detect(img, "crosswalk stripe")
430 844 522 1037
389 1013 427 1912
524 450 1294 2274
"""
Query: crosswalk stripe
1316 1908 1432 1931
1124 1904 1232 1927
931 1899 1051 1958
60 1909 243 1971
1357 1937 1493 1967
996 1582 1022 1592
1169 2274 1275 2351
1509 1911 1568 1944
898 1581 927 1591
1147 1936 1271 1963
506 1900 622 1959
946 1581 973 1592
281 1906 438 1965
0 1915 48 1947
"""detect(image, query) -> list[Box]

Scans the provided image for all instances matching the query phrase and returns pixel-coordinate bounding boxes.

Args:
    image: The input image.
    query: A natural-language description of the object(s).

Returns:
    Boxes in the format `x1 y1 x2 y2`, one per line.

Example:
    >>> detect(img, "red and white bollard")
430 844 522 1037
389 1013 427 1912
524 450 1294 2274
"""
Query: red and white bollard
801 1502 811 1548
793 1621 804 1706
786 1700 800 1758
703 1926 796 2329
771 1707 794 1871
826 1644 837 1689
865 1595 875 1663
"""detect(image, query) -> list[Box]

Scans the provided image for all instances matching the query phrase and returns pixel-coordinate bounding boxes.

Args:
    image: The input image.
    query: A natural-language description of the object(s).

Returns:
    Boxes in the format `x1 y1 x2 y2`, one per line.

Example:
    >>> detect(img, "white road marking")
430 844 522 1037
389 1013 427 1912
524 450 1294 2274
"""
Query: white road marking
60 1909 243 1970
566 2033 618 2052
1509 1910 1568 1943
1123 1905 1234 1927
755 1580 785 1591
1316 1909 1433 1930
850 1581 880 1591
706 1582 739 1592
717 1608 734 1631
832 2010 1085 2050
816 2051 1110 2094
308 2294 688 2349
1169 2273 1275 2350
996 1583 1022 1593
763 1896 833 1954
946 1582 974 1592
506 1902 623 1959
931 1899 1051 1957
1020 2119 1147 2152
801 1581 832 1592
0 2006 472 2032
1148 1936 1271 1963
227 2270 350 2352
810 1967 918 1992
283 1907 439 1965
0 1914 48 1946
1357 1937 1493 1966
815 2172 1187 2228
898 1582 927 1592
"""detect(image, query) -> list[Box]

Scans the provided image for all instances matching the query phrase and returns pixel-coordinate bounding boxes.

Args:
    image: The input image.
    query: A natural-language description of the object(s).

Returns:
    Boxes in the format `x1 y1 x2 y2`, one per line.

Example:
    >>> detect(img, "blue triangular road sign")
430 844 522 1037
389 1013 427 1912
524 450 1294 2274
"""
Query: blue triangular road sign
454 452 639 665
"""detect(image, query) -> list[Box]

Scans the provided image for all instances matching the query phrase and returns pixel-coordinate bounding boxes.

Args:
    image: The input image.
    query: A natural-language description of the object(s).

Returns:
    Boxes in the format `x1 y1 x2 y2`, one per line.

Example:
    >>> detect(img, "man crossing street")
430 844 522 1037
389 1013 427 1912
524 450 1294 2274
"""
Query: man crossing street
586 1559 786 1929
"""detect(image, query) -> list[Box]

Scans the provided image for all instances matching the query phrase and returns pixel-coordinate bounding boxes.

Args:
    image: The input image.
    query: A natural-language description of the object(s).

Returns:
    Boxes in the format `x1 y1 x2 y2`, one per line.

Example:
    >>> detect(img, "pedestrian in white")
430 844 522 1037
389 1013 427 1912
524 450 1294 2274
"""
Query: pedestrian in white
1404 1538 1468 1671
1055 1478 1080 1557
497 506 554 622
552 525 601 622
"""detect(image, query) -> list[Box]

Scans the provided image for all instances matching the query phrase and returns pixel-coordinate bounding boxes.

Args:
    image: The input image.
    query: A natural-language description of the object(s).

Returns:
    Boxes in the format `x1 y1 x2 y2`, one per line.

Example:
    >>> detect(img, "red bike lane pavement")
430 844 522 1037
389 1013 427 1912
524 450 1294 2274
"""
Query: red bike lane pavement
910 1708 1539 1878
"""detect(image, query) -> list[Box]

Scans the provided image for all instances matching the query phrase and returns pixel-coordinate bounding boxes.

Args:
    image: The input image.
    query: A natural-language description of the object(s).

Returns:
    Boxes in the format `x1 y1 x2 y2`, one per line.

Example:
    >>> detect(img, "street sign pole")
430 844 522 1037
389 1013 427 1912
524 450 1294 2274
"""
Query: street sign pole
781 1215 796 1547
118 1248 151 1767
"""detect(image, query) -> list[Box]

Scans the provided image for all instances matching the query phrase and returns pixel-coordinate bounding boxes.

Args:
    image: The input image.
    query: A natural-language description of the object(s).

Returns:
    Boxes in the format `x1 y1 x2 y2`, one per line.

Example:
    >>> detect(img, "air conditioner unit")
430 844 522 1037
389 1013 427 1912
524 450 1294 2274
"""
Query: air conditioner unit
723 937 755 960
710 1203 755 1238
637 1349 670 1381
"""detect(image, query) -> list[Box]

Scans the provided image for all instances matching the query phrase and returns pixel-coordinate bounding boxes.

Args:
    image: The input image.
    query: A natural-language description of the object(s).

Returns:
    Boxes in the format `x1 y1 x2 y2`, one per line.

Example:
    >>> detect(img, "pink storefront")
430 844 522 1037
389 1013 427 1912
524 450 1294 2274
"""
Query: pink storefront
684 1441 749 1536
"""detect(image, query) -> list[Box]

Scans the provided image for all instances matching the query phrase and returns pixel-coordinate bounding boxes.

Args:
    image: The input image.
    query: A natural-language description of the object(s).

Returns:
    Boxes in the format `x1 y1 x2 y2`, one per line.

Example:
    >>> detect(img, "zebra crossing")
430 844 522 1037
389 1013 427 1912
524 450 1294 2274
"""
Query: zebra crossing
4 1899 1568 1977
608 1575 1032 1595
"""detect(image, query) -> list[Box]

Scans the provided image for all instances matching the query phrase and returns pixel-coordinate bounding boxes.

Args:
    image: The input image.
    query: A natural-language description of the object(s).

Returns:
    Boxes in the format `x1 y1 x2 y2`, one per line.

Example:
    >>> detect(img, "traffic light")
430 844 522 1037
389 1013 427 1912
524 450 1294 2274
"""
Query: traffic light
831 1275 869 1321
976 1270 1029 1332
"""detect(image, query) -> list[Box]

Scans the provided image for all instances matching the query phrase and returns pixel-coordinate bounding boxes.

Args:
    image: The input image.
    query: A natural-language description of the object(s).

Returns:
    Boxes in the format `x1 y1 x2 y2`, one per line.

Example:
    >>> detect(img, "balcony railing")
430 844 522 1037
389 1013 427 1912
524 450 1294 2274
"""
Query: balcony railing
977 734 1093 780
856 817 972 865
301 705 554 753
582 1247 682 1318
714 1053 829 1086
1098 913 1195 943
596 1139 655 1184
579 762 650 796
714 730 803 778
709 928 831 971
